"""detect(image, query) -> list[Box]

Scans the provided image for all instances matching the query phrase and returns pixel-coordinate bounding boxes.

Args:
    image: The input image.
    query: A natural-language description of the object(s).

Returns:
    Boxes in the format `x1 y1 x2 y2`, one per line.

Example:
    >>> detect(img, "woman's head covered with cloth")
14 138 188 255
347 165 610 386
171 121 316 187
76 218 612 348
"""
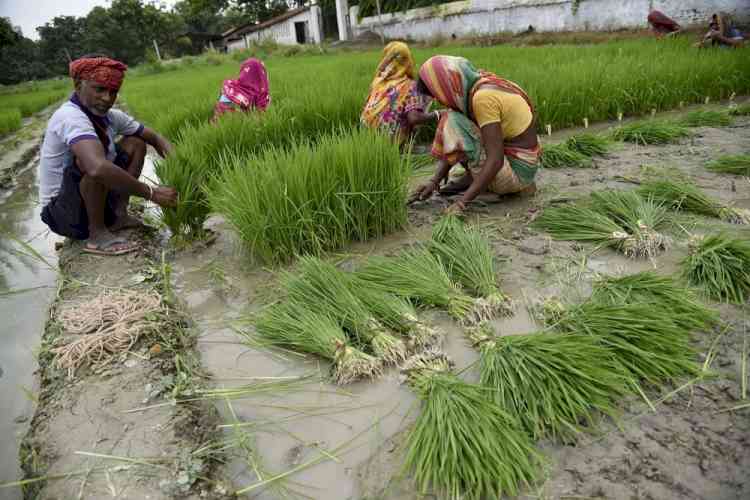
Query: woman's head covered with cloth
222 58 270 111
360 42 418 130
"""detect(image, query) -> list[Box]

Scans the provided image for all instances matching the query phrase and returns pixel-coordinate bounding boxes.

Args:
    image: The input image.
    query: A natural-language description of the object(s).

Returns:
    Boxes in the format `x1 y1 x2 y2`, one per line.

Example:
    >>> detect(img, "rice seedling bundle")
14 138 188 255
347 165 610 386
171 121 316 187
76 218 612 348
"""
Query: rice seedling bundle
706 154 750 176
346 277 442 351
679 110 732 128
471 327 632 442
540 142 593 169
681 234 750 304
282 256 407 364
209 127 409 262
533 204 642 256
589 190 671 258
551 301 702 384
638 178 750 224
590 271 719 332
402 350 542 499
565 133 610 157
355 248 479 324
729 103 750 116
255 302 380 384
611 120 690 145
430 215 513 321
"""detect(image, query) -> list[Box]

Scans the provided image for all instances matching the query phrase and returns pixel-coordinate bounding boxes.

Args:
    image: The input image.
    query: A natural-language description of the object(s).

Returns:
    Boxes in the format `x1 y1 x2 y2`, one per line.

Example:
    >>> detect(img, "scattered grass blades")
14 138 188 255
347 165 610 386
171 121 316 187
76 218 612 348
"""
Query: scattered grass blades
431 215 514 322
283 256 407 364
591 271 719 332
401 350 542 499
681 234 750 304
355 248 478 324
552 301 702 385
679 109 732 128
471 326 632 442
638 178 750 224
589 190 671 258
729 103 750 116
611 120 690 145
565 133 610 157
706 154 750 176
254 302 381 384
539 142 592 169
346 277 442 352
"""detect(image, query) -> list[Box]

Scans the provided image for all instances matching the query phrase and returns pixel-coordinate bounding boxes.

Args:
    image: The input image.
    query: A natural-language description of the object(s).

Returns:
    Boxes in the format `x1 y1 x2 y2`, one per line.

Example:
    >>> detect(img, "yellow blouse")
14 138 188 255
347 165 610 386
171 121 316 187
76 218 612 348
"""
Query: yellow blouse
472 87 533 139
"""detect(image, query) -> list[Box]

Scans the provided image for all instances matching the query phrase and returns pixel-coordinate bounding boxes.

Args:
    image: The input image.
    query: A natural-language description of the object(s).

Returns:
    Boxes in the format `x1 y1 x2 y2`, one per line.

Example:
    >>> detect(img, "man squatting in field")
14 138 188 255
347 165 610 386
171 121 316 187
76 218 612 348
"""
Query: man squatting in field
39 55 178 256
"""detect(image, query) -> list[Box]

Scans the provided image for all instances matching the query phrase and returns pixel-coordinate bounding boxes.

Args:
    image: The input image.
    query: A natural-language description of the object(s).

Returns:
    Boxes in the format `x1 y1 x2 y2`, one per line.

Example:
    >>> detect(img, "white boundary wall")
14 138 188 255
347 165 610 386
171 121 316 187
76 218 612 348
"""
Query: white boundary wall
350 0 750 41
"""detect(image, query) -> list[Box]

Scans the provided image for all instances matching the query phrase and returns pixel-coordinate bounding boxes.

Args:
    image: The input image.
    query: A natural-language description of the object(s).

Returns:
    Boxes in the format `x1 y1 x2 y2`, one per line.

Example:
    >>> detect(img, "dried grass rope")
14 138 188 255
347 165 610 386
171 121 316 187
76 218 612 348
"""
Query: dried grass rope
52 289 164 377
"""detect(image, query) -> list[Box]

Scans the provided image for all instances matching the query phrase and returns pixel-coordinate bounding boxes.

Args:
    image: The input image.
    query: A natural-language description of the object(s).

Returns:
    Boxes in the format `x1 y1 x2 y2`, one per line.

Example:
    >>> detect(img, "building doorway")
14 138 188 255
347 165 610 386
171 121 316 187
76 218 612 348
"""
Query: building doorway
294 21 307 44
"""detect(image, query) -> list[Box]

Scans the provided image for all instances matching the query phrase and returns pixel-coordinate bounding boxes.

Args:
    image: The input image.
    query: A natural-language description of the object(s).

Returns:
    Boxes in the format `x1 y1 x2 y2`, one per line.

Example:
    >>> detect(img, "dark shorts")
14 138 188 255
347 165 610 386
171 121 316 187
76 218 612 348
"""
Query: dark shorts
41 146 129 240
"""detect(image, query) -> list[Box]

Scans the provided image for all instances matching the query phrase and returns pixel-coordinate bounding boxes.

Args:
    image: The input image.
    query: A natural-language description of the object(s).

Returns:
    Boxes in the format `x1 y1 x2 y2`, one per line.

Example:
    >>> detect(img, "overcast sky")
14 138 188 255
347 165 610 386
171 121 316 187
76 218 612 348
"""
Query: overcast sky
0 0 177 40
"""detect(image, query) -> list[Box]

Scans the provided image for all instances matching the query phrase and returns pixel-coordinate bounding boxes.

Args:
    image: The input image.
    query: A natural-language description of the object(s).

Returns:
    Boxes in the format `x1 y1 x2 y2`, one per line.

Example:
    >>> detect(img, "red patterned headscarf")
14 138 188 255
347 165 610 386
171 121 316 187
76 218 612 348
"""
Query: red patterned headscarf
69 57 128 91
222 58 270 111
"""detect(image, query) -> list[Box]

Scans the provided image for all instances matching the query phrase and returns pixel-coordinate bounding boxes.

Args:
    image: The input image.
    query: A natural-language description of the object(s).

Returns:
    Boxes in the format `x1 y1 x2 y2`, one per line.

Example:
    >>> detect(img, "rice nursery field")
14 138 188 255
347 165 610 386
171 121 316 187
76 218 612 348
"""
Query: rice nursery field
0 79 69 134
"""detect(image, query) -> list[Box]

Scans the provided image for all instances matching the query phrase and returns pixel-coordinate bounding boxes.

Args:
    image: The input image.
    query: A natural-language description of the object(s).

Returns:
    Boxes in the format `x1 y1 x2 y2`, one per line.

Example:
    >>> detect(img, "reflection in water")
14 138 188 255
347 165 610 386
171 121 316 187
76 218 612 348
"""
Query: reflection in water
0 159 59 499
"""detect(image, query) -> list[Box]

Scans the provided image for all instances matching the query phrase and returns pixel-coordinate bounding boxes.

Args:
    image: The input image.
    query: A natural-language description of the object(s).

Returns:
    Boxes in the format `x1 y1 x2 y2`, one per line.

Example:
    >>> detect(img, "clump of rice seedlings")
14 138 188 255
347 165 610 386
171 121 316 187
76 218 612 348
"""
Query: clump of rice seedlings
729 103 750 116
0 109 22 135
638 178 750 224
589 190 671 258
679 110 732 128
591 271 719 332
565 133 610 157
681 234 750 304
430 216 514 322
402 350 542 499
355 248 478 324
611 120 690 145
533 204 638 255
471 326 632 442
347 278 442 351
540 142 593 169
283 256 407 364
552 301 701 385
255 303 380 384
706 154 750 176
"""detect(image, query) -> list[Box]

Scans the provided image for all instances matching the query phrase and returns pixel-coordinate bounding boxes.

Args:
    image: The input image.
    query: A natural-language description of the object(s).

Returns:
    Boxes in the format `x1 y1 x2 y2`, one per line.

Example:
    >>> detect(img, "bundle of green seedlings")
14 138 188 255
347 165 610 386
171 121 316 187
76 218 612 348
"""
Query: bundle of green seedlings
540 142 593 169
729 103 750 116
590 271 719 332
589 190 672 258
401 350 542 499
679 109 732 128
254 302 380 384
610 120 690 145
706 154 750 176
430 215 514 321
210 127 409 263
346 277 442 352
565 133 610 157
638 178 750 224
549 300 702 385
469 325 632 442
283 256 408 364
533 204 630 253
681 233 750 304
355 247 480 325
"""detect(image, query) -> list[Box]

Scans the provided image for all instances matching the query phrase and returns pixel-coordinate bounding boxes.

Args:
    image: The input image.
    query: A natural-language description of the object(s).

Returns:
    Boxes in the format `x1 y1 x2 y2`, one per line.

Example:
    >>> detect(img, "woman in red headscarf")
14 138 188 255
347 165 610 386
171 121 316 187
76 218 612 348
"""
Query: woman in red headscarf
212 58 270 121
647 10 681 37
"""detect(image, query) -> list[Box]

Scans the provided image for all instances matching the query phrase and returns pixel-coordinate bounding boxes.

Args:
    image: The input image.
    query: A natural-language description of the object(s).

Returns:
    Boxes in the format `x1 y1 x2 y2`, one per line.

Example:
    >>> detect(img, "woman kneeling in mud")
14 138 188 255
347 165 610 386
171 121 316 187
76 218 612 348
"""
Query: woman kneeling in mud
409 55 540 214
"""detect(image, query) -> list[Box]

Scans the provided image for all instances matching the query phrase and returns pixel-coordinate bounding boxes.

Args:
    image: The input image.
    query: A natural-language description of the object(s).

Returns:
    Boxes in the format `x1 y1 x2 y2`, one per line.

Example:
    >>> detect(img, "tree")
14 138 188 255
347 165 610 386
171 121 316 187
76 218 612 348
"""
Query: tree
0 16 21 48
36 16 87 74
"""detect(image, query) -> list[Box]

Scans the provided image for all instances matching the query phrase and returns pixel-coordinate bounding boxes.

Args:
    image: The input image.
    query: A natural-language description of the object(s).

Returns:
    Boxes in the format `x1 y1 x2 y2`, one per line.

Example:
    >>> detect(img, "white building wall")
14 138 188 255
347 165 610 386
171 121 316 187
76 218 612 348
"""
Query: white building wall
240 7 323 47
350 0 750 41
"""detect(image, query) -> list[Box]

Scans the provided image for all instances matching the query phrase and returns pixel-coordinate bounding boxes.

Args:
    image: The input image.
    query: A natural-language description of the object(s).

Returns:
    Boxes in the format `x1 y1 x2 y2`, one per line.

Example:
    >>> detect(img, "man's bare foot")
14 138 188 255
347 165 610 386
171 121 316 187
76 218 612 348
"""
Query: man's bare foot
83 230 139 256
109 213 147 232
439 173 473 196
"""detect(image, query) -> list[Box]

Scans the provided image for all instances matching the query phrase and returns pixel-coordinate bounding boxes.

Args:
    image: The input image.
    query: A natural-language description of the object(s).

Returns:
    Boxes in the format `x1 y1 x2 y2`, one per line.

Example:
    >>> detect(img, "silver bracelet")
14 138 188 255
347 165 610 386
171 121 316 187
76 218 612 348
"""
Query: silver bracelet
433 110 440 121
147 184 154 201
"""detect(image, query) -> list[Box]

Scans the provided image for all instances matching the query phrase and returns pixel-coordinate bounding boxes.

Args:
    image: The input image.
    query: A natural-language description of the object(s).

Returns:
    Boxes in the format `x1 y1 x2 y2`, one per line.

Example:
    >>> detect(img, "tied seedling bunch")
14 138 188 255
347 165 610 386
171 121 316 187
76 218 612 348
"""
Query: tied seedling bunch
254 302 380 385
430 215 514 322
401 350 542 500
469 325 631 442
638 178 750 224
611 120 690 145
346 277 442 352
591 271 719 332
540 143 592 169
682 234 750 304
589 190 671 258
706 154 750 176
283 256 407 364
355 248 480 325
565 133 611 157
679 109 732 128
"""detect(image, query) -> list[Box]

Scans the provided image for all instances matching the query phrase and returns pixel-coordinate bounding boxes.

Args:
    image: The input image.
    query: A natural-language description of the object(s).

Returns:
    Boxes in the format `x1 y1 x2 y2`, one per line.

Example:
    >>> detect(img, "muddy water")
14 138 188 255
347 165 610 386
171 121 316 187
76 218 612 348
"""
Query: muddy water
0 156 59 498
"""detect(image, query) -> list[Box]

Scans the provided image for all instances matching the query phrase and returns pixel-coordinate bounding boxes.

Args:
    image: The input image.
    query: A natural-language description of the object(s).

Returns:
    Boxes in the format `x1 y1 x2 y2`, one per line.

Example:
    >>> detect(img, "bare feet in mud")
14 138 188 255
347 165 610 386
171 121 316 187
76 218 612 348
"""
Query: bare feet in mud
109 213 148 232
